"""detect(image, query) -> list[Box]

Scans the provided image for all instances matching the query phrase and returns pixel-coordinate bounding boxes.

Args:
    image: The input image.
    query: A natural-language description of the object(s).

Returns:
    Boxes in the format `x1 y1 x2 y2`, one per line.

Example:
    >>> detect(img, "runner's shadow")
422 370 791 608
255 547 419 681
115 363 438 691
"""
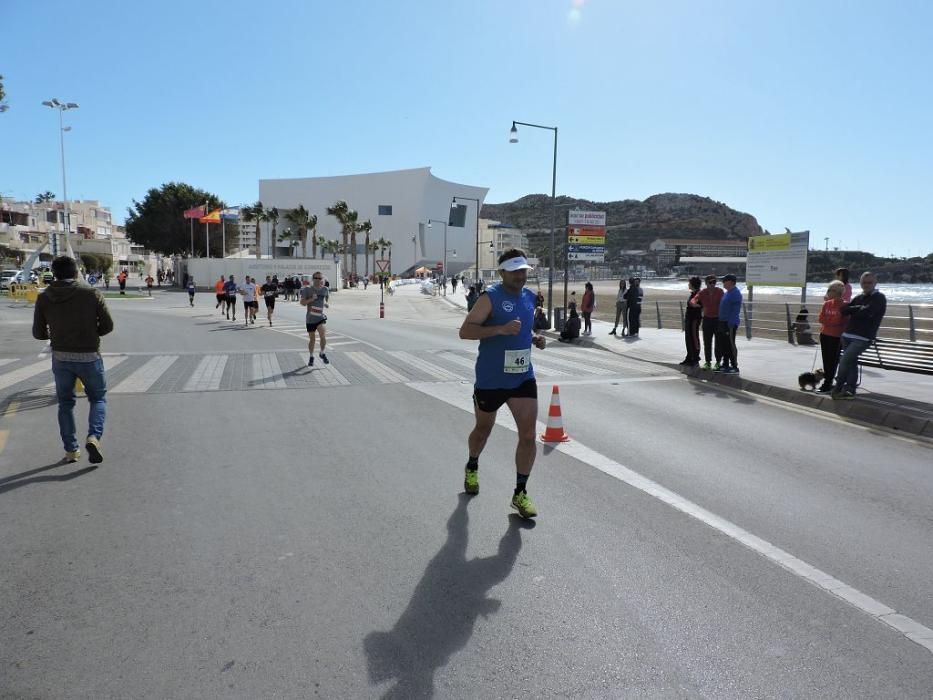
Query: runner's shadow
364 494 529 699
0 461 98 495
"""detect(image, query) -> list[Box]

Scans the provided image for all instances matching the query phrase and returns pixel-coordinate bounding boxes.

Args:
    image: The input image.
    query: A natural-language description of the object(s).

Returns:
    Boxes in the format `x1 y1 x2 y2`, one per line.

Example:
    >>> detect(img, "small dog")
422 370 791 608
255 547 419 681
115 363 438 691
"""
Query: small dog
798 368 825 391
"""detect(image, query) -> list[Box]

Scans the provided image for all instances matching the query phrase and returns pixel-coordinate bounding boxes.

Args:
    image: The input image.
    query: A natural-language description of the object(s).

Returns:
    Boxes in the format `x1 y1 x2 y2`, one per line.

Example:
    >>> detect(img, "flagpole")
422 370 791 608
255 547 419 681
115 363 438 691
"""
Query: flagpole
222 217 226 259
190 218 194 257
205 221 210 259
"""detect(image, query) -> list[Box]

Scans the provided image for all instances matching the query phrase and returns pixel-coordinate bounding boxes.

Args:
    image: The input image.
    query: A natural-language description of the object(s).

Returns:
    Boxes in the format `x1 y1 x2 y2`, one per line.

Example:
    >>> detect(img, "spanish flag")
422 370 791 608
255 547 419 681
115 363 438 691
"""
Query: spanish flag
199 208 222 224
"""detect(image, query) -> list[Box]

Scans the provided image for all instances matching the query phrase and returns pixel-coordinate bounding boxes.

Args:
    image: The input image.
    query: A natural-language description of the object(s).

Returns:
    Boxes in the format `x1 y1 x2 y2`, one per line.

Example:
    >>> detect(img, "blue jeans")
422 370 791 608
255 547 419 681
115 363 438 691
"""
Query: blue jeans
835 337 871 392
52 358 107 452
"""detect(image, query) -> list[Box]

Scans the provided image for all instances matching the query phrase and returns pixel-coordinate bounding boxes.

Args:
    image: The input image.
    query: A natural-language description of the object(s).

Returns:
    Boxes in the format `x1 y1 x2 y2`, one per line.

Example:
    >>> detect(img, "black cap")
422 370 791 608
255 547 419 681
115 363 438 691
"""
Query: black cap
722 274 737 282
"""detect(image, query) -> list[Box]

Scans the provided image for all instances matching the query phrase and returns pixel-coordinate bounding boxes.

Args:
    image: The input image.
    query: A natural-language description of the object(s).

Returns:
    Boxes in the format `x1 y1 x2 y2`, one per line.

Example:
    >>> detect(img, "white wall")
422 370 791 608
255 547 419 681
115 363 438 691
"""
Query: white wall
258 167 487 275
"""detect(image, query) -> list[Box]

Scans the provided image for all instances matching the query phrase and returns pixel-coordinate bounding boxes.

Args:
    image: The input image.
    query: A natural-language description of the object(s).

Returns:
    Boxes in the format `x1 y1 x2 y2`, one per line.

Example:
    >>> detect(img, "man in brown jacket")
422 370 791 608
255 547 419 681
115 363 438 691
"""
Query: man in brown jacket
32 256 114 464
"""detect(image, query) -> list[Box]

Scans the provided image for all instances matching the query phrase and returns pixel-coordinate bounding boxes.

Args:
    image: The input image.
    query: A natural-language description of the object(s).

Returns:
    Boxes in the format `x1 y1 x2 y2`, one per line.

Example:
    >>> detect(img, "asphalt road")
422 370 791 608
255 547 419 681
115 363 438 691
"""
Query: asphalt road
1 285 932 698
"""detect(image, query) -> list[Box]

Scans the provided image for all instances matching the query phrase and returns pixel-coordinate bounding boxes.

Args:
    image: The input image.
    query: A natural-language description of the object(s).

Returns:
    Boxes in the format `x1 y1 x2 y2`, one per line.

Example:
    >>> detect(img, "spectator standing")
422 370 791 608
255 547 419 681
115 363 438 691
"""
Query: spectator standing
817 280 846 393
608 279 627 336
696 274 724 370
681 276 702 366
835 267 852 302
832 272 886 400
581 282 595 336
465 285 479 312
715 274 742 373
623 278 643 337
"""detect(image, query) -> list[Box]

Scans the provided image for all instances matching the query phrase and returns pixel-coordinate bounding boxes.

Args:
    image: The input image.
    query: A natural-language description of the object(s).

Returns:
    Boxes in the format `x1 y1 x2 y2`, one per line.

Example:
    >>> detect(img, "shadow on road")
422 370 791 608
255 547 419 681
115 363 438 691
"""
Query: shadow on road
0 390 57 416
364 493 531 698
0 461 98 495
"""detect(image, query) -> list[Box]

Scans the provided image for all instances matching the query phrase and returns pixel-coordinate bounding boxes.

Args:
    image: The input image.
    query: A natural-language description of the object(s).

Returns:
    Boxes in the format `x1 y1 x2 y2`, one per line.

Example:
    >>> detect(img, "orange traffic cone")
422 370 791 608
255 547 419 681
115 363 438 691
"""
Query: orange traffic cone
540 385 570 442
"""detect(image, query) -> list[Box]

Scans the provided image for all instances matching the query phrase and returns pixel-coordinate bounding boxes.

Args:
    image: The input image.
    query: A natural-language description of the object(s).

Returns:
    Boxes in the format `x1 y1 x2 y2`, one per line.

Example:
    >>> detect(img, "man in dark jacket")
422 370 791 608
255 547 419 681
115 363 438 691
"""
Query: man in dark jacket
32 256 114 464
832 271 886 400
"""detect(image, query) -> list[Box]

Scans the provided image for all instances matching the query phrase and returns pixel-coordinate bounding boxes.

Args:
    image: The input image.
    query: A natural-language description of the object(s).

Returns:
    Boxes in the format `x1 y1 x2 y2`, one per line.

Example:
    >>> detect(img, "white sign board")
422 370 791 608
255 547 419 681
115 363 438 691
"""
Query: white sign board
745 231 810 287
568 210 606 227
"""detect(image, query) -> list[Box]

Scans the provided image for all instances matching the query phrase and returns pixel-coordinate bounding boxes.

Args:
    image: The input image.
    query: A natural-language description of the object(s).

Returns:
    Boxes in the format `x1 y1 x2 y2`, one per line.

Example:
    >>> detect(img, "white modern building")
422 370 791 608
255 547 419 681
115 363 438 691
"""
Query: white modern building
259 167 488 277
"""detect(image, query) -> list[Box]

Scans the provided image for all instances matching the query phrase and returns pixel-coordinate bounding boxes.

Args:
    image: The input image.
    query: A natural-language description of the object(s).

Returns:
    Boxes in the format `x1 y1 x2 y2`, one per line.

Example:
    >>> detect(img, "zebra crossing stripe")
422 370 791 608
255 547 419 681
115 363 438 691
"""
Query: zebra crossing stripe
387 351 466 381
111 355 179 393
41 354 130 390
251 353 286 389
307 357 352 386
435 351 476 371
183 355 228 392
0 359 16 368
344 352 408 384
544 345 655 374
530 349 615 375
0 360 51 391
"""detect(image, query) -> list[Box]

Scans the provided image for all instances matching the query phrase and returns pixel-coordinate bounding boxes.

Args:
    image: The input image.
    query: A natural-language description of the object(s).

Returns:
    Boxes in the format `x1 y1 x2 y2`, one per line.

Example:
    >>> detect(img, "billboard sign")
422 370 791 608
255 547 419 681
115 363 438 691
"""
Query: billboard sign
568 211 607 227
745 231 810 287
566 211 606 263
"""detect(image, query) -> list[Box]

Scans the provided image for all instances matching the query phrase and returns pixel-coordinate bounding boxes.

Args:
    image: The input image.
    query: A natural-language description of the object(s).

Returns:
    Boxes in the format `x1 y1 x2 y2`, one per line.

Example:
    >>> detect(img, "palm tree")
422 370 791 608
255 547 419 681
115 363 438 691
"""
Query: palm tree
35 191 56 203
317 235 327 259
346 209 359 277
326 200 350 278
241 201 266 259
285 205 319 258
358 219 373 276
265 206 279 258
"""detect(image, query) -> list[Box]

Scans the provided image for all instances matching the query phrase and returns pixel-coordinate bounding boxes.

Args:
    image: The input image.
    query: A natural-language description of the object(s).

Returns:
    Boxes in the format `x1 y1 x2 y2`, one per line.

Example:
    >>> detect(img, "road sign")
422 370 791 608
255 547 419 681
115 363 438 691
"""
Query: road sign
568 210 606 227
567 251 605 262
568 244 605 253
568 235 606 245
435 261 443 270
376 259 391 273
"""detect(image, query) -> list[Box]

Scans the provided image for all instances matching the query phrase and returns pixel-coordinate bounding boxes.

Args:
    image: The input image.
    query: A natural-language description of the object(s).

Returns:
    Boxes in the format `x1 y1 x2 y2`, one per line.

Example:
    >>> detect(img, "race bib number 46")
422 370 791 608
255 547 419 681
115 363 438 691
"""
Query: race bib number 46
504 348 531 374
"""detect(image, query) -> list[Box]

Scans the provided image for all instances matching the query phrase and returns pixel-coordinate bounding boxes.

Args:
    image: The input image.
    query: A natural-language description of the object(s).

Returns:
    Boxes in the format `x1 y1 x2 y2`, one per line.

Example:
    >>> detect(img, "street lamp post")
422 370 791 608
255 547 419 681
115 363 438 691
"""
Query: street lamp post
452 196 481 285
427 218 449 295
41 98 79 258
509 120 558 327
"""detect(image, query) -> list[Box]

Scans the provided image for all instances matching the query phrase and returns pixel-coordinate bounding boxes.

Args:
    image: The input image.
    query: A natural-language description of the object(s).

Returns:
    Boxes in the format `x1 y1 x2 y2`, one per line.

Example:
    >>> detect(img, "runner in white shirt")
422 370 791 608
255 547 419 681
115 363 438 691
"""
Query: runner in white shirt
238 278 258 325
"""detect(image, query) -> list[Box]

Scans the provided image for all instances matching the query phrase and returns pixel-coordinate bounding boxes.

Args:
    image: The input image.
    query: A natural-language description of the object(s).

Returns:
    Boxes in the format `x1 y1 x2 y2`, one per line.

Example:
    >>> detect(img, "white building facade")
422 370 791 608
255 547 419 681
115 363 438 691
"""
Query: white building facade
258 167 488 277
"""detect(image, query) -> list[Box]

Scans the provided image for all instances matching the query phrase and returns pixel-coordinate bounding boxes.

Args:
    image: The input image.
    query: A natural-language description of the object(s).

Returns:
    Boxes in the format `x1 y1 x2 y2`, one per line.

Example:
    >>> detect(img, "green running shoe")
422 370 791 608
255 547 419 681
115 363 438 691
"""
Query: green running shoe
703 361 711 370
713 362 721 371
464 468 479 495
511 491 538 519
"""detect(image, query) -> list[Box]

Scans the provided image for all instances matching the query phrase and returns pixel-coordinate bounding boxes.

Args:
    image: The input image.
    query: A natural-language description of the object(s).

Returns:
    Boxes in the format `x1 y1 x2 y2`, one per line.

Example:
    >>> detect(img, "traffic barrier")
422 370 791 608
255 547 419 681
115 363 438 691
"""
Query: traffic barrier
540 385 570 442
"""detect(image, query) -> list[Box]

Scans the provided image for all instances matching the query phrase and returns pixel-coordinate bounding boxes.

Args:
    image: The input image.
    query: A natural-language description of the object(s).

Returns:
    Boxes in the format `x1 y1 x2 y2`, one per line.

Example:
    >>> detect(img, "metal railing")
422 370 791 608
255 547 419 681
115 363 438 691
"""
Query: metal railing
638 300 933 345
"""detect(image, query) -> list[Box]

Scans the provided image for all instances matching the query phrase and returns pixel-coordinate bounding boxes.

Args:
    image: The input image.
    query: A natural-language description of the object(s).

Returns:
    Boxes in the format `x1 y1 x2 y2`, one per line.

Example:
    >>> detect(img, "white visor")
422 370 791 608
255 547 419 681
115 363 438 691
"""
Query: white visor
498 256 534 272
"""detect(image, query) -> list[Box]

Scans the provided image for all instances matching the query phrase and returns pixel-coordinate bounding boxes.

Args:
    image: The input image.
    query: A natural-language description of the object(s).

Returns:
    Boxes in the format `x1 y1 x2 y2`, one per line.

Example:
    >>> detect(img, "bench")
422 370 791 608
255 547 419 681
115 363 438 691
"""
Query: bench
858 338 933 376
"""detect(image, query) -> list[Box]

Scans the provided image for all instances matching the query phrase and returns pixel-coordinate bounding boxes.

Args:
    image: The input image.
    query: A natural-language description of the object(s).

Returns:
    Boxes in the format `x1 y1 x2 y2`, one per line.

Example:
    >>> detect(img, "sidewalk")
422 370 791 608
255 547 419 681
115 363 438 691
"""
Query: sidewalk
436 283 933 439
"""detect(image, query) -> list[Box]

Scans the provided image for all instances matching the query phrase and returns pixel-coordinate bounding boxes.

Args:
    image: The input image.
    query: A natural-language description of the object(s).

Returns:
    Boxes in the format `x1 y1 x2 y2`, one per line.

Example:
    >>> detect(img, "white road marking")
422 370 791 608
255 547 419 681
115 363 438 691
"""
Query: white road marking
251 353 286 389
111 355 179 393
408 380 933 656
297 354 351 386
344 352 408 384
183 355 228 392
544 345 657 374
41 355 130 390
0 360 50 391
530 351 615 376
388 351 466 381
0 359 18 368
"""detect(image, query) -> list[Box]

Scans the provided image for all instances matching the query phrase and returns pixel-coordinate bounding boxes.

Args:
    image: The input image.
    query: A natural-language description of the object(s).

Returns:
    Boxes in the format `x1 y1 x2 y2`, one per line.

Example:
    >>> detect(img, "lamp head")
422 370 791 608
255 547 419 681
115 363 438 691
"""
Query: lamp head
427 221 432 228
42 100 54 108
509 122 518 143
65 103 79 109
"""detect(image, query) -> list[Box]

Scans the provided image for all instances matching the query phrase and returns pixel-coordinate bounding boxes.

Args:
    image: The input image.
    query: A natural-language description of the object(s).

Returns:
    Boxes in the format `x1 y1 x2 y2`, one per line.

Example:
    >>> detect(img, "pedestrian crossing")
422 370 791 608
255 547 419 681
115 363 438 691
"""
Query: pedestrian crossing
0 344 665 398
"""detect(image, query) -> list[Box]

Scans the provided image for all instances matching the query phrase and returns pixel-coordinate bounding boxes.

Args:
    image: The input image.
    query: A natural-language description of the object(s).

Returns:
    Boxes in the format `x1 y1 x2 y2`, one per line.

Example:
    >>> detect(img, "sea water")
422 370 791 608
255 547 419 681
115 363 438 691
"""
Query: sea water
637 280 933 304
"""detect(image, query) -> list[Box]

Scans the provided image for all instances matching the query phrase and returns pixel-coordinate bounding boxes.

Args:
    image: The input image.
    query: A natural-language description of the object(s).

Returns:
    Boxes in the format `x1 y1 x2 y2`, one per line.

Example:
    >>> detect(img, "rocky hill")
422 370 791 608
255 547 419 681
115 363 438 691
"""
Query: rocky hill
480 193 763 261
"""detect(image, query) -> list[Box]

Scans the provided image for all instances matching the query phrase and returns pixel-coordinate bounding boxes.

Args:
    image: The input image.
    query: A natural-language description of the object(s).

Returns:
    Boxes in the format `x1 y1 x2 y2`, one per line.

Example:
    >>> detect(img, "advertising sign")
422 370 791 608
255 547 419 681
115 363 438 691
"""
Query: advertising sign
568 235 606 245
566 210 606 263
746 231 810 287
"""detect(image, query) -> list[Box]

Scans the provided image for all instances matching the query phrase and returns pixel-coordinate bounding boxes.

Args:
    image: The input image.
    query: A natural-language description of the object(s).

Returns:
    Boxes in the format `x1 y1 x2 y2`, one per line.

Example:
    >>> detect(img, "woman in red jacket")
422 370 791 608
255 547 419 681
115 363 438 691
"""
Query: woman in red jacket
581 282 595 336
817 280 847 392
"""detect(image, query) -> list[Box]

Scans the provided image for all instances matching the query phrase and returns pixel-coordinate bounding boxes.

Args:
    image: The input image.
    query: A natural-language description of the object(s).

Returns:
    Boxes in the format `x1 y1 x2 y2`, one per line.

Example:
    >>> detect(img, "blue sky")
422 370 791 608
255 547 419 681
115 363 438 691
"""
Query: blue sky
2 0 931 257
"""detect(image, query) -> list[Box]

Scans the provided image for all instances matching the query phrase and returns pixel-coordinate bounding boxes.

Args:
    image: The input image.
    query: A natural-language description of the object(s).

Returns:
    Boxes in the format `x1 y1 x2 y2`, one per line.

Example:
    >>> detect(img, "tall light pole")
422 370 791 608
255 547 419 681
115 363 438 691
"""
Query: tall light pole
42 99 79 258
510 120 558 327
452 196 481 284
427 218 449 295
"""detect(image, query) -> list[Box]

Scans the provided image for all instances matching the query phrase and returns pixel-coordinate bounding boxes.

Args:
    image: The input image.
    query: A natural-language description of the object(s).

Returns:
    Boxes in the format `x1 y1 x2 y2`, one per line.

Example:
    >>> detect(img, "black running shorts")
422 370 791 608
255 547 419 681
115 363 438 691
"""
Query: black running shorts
473 378 537 413
264 297 275 308
306 319 326 333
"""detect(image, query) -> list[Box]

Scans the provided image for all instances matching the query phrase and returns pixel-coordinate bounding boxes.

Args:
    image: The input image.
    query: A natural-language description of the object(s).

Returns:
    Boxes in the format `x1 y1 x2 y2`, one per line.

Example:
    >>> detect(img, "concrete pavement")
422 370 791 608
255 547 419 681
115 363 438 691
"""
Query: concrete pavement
439 282 933 439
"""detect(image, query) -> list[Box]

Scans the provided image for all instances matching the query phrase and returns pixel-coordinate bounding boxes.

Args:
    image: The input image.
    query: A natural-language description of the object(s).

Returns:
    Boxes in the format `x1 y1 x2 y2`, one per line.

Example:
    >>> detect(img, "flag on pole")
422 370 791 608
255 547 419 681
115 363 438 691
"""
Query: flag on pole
199 209 222 224
220 208 240 221
183 205 207 219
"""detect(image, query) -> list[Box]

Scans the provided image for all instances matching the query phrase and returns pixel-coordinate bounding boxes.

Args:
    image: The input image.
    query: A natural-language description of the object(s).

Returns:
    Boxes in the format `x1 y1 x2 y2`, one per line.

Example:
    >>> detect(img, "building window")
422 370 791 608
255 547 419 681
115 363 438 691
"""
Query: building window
378 205 393 216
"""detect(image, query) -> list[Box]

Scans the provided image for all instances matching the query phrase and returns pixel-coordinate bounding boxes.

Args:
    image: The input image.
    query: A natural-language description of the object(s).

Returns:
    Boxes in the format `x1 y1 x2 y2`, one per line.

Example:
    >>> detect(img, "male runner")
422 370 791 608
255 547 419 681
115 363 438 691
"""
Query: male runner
186 277 196 306
261 275 278 326
223 275 238 321
300 274 329 366
458 249 545 519
214 276 226 311
239 276 258 325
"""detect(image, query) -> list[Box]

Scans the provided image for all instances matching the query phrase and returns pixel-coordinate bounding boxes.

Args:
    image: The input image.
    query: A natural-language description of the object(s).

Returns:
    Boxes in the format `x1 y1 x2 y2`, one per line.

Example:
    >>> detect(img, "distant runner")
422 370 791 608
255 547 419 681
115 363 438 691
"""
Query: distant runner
223 275 238 321
214 276 226 312
186 277 196 306
239 276 258 325
458 249 545 519
300 274 330 366
261 275 278 326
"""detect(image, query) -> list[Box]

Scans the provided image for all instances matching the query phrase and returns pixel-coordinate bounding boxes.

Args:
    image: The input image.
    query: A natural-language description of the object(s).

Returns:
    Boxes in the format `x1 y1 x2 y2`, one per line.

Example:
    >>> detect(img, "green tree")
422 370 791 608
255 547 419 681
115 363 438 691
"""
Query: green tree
35 191 56 203
240 201 267 259
125 182 222 255
266 206 279 258
285 205 318 258
346 209 359 277
358 219 373 276
326 200 352 278
0 74 7 112
316 235 327 259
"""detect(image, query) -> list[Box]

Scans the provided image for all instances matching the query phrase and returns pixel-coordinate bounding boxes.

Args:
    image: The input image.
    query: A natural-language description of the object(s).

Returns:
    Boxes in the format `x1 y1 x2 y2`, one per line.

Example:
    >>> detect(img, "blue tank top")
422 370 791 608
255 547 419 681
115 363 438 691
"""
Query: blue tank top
474 284 537 389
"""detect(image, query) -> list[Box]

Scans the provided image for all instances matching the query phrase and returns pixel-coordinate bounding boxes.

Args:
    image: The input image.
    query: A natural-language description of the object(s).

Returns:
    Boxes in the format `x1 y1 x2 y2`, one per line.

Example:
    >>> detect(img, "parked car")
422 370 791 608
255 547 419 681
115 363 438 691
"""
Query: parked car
1 269 22 290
